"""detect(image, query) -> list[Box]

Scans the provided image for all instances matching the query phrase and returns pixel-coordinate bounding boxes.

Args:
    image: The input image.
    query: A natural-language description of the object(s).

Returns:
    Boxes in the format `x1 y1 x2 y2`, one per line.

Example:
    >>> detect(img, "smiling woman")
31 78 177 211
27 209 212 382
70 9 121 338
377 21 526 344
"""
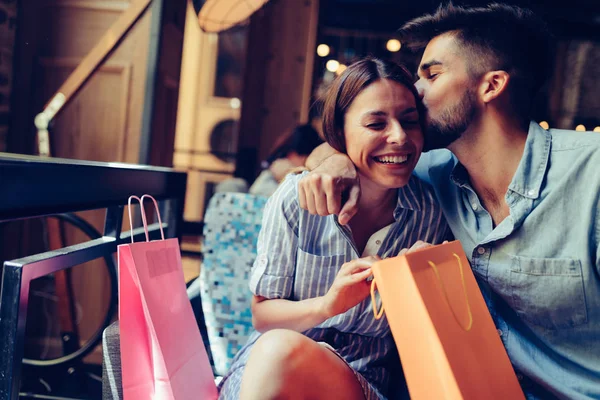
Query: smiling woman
216 57 450 400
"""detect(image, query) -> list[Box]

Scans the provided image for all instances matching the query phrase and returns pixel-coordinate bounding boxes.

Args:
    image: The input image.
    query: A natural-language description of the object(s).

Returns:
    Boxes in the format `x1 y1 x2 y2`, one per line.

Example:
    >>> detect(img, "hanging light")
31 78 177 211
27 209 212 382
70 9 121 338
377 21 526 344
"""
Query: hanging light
317 44 330 57
194 0 271 33
386 39 402 52
336 64 347 75
326 60 340 73
594 126 600 132
539 121 549 129
575 124 586 132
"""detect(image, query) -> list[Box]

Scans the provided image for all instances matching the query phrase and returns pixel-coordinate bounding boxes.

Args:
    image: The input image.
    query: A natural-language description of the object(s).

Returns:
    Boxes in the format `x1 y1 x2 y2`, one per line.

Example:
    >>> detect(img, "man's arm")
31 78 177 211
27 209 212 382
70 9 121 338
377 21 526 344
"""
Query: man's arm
299 143 360 225
305 142 339 170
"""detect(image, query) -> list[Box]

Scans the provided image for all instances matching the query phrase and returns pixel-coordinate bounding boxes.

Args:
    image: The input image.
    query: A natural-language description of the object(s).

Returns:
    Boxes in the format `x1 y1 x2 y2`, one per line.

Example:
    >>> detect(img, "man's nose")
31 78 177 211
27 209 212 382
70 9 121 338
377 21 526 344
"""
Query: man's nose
415 79 425 99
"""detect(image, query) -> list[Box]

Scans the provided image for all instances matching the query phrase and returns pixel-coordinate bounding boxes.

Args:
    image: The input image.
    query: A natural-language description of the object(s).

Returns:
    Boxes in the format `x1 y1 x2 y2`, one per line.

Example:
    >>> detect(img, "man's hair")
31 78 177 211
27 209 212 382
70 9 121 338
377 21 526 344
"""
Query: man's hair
400 3 554 119
322 57 424 153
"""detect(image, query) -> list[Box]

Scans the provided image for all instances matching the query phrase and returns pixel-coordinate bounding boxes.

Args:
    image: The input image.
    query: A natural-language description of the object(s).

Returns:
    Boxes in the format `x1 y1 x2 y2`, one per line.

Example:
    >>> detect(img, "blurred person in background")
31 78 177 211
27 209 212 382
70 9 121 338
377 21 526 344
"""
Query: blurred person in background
215 124 323 197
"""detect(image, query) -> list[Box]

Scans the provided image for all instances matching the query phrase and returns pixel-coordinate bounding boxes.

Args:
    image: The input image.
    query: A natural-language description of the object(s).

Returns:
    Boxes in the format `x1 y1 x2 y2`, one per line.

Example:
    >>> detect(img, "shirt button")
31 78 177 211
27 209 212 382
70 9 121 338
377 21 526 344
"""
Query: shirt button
517 374 524 381
497 329 503 336
375 240 381 245
527 189 535 196
471 203 479 211
477 247 486 255
257 255 268 267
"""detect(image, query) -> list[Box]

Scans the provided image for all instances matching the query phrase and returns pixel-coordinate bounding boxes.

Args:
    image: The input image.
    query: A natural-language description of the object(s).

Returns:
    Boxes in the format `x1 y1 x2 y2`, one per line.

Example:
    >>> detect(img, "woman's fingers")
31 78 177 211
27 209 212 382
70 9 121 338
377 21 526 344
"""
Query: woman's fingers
340 256 380 275
350 267 373 283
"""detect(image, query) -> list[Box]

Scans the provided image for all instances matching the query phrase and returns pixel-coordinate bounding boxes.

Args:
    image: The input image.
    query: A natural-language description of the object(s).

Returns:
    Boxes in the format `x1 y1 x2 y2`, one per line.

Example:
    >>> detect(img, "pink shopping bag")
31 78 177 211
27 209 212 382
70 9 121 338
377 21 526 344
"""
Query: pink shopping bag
118 195 217 400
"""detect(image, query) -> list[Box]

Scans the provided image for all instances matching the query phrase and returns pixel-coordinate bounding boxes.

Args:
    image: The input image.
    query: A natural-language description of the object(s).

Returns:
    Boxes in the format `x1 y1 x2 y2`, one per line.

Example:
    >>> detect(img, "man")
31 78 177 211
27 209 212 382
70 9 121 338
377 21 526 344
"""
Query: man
298 3 600 399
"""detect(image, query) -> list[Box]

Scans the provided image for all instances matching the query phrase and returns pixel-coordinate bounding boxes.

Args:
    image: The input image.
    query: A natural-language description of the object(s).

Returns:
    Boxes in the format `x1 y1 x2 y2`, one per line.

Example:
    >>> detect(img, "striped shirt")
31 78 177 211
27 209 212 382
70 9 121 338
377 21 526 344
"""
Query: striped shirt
219 172 449 399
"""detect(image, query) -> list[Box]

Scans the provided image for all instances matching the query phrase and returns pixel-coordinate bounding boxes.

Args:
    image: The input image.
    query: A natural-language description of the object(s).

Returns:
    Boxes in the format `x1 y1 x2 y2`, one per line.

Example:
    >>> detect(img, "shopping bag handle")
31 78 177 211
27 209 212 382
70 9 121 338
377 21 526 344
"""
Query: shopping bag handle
428 253 473 331
127 195 165 243
370 253 473 330
371 280 385 320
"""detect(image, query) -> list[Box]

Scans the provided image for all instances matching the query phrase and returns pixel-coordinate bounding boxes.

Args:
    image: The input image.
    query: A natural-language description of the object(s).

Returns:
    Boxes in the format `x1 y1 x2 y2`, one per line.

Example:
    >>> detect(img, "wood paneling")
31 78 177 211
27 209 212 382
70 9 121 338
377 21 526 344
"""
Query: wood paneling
174 2 243 221
236 0 319 182
5 0 186 367
37 58 133 161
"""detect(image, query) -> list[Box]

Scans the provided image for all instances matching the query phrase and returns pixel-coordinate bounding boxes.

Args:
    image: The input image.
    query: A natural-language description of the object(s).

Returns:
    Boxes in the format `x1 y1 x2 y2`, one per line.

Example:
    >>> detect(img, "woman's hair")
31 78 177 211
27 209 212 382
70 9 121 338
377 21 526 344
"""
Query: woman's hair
321 57 424 153
264 124 323 166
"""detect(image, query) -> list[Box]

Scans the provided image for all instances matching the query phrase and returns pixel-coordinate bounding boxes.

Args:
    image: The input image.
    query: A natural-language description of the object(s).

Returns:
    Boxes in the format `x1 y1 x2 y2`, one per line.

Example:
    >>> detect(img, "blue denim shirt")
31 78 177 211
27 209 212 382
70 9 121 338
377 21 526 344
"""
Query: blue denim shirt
414 122 600 399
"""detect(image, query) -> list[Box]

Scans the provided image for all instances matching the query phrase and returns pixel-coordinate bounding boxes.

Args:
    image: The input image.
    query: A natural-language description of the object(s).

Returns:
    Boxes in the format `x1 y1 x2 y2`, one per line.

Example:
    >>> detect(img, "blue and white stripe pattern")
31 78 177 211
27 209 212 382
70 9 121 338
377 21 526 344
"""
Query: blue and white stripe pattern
218 172 449 400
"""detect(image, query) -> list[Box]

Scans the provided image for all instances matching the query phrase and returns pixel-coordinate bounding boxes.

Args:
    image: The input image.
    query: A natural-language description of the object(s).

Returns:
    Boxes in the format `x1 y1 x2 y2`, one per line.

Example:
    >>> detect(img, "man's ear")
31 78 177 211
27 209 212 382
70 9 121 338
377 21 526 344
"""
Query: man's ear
479 70 510 104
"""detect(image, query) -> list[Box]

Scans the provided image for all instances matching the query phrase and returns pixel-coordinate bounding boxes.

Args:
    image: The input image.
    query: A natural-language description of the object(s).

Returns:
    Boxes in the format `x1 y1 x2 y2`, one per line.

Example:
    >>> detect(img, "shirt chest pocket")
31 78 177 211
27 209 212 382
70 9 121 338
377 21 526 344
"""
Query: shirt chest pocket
510 256 588 330
295 249 348 300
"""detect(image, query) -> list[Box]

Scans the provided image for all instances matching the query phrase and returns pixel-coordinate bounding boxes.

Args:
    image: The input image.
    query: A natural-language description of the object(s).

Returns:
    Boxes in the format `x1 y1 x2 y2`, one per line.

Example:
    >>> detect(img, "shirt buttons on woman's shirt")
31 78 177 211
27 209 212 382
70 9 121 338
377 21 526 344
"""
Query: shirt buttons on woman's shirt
477 247 486 255
256 254 268 267
471 203 479 211
497 329 503 337
375 240 381 245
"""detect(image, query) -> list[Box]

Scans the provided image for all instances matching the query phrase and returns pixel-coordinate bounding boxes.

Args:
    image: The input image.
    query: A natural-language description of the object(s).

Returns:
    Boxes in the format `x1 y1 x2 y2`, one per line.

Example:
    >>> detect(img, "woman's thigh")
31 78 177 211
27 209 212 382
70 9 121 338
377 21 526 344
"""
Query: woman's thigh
239 329 365 400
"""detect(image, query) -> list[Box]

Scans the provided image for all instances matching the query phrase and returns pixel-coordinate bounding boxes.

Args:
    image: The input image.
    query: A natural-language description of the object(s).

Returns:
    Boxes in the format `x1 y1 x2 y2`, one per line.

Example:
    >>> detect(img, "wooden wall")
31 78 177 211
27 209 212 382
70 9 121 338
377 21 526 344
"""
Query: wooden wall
4 0 186 364
174 0 320 222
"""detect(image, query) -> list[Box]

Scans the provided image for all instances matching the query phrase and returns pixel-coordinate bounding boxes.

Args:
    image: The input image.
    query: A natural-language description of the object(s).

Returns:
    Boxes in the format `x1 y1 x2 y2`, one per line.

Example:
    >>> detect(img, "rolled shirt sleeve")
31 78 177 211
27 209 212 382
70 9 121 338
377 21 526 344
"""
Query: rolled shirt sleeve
248 173 302 299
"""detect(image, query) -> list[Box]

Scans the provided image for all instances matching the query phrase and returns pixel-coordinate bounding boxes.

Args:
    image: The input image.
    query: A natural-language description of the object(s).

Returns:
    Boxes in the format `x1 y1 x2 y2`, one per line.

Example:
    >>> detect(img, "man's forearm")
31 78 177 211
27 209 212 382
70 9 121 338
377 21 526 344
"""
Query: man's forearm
305 142 339 170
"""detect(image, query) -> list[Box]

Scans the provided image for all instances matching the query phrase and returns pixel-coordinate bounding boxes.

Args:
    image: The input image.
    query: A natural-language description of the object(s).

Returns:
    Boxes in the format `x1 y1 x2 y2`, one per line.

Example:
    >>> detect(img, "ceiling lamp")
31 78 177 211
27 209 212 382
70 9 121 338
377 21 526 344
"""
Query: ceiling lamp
386 39 401 52
317 44 331 57
336 64 347 75
326 60 340 73
539 121 549 129
575 124 586 132
193 0 270 33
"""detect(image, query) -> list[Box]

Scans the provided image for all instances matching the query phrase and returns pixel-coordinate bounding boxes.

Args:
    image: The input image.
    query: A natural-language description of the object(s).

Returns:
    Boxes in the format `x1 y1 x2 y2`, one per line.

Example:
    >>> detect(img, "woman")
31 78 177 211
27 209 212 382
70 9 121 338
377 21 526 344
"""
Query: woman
218 58 449 400
249 124 323 197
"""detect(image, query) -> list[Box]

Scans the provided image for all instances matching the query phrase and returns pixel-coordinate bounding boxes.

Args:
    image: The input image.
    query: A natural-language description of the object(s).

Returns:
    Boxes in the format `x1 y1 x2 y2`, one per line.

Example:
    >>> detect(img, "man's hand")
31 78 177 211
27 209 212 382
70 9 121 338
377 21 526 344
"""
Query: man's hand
298 153 360 225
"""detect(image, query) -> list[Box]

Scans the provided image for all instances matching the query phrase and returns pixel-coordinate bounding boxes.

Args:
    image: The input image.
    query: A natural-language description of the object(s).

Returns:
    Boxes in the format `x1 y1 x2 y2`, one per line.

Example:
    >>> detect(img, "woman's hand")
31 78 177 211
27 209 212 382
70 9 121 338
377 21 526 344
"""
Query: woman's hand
320 256 379 319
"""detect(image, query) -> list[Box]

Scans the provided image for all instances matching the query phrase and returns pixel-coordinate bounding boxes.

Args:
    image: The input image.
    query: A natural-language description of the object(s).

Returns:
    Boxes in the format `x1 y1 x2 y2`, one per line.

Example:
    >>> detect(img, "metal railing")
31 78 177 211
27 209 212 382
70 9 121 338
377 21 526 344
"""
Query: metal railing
0 153 187 399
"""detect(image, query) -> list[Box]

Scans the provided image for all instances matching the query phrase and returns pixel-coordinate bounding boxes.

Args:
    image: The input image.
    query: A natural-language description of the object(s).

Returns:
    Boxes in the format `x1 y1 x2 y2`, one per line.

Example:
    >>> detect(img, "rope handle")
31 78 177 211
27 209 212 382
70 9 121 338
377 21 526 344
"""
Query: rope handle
428 253 473 331
371 279 385 320
370 253 473 331
127 195 165 243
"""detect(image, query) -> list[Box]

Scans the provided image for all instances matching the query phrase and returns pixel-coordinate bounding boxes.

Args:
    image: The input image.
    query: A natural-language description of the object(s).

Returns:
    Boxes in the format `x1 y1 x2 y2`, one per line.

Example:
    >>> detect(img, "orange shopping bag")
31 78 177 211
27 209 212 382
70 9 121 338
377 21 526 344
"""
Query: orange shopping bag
118 195 217 400
370 241 524 400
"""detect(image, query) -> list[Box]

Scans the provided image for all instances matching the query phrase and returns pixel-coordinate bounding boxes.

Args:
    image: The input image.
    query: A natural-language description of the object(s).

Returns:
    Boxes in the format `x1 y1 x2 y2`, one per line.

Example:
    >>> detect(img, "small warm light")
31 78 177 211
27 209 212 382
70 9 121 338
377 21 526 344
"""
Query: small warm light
326 59 340 73
576 124 586 132
594 126 600 133
230 98 241 109
336 64 347 75
386 39 402 52
539 121 549 130
317 44 330 57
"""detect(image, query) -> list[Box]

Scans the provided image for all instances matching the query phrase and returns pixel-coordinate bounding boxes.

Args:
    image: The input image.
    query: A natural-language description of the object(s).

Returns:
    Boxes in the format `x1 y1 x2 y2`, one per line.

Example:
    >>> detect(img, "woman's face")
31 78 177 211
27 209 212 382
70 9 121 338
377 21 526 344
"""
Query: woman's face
343 79 424 190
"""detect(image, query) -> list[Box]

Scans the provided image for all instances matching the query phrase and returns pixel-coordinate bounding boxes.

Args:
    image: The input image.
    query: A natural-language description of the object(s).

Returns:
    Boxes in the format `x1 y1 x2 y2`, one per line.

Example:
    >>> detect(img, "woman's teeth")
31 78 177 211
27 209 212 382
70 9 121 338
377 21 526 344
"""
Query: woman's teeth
374 155 409 164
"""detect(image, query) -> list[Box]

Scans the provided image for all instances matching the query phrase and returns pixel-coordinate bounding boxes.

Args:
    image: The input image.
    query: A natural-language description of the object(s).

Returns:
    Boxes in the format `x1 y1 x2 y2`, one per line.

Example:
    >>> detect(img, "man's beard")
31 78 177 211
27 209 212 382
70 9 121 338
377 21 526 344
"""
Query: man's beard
423 89 477 151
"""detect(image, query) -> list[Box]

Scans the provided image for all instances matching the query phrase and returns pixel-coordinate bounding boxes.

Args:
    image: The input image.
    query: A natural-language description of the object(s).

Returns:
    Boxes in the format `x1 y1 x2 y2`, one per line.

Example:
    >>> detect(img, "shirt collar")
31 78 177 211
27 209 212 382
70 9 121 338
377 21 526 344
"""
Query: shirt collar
394 175 423 218
508 121 551 199
448 121 551 200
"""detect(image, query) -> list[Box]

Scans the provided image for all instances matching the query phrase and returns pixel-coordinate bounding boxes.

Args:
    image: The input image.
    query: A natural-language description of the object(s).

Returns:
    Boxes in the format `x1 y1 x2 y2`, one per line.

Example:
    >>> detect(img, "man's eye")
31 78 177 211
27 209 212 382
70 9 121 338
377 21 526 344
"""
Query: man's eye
402 120 420 126
428 73 438 80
